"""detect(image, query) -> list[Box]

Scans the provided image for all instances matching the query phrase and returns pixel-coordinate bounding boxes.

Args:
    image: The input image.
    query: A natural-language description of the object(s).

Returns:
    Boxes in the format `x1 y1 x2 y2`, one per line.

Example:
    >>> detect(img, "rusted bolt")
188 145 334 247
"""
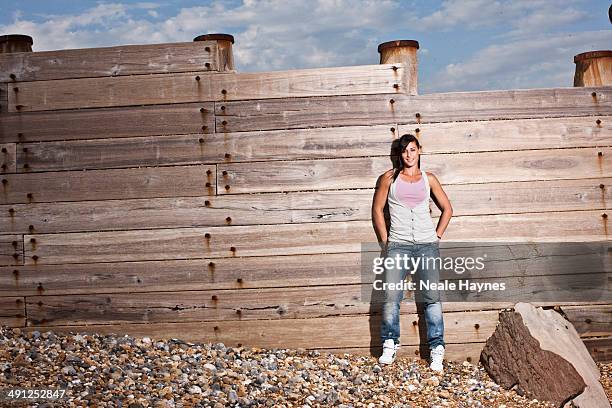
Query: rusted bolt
236 309 241 315
220 106 226 112
1 148 6 153
37 301 42 307
585 318 592 324
390 127 395 133
1 178 7 185
221 120 227 126
17 133 23 138
415 112 421 118
205 62 211 68
28 224 34 231
213 326 219 331
206 169 212 176
204 200 211 206
600 184 605 189
205 233 211 239
224 153 231 159
474 323 480 329
27 193 32 199
393 84 399 89
23 163 29 169
8 208 15 214
200 107 206 113
466 356 472 363
226 216 232 222
12 269 18 277
224 185 230 191
415 128 420 133
236 278 243 283
195 75 200 81
199 138 204 143
596 119 602 125
222 170 228 176
389 98 395 104
205 182 211 187
603 213 608 219
30 238 36 243
205 46 211 52
32 255 38 261
12 241 17 247
23 147 28 153
208 261 215 267
13 87 18 93
391 66 398 71
12 253 18 260
1 164 5 170
592 92 597 98
9 73 16 80
598 151 603 156
230 246 236 252
202 125 207 131
211 295 218 300
412 320 417 326
221 89 227 95
15 105 23 110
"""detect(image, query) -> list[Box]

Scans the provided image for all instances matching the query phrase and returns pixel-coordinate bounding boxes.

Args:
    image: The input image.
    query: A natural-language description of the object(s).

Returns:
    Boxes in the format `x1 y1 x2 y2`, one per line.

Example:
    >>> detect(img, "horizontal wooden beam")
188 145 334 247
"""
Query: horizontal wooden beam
0 234 23 266
0 178 609 235
12 116 611 173
0 296 25 327
215 87 612 132
0 165 215 205
0 41 220 82
7 64 403 112
0 103 214 143
18 211 610 265
218 147 611 194
0 142 16 174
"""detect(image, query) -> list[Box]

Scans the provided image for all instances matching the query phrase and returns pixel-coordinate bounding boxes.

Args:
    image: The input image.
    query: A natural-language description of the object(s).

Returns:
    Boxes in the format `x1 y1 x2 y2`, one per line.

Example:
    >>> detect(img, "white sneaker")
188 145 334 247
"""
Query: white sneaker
379 339 399 365
430 345 445 372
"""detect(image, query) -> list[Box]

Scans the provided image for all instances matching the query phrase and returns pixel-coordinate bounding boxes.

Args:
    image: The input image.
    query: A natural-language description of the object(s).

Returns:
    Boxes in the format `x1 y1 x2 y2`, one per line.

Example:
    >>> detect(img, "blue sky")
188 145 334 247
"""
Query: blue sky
1 0 610 93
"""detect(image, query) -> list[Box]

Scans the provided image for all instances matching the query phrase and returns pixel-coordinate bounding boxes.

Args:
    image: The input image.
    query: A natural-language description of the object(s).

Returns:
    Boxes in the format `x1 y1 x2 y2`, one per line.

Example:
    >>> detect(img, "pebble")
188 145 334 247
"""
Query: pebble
0 326 609 407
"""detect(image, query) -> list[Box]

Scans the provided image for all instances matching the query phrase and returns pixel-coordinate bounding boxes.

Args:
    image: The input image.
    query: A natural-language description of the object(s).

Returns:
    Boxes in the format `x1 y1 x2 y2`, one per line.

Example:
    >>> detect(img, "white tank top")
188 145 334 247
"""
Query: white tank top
387 171 438 243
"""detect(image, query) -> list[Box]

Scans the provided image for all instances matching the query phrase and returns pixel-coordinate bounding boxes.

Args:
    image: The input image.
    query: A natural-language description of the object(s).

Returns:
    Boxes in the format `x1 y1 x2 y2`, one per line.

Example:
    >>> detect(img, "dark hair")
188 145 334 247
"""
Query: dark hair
392 134 421 181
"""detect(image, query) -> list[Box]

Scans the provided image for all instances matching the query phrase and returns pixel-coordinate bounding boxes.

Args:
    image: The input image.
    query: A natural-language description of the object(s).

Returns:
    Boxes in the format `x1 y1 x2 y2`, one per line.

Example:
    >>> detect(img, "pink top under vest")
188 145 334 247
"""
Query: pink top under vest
395 175 427 208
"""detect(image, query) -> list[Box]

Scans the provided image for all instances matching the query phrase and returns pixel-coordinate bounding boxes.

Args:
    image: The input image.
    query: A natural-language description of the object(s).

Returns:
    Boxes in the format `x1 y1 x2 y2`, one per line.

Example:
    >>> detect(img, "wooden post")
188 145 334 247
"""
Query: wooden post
194 33 235 72
0 34 33 54
573 50 612 87
377 40 419 95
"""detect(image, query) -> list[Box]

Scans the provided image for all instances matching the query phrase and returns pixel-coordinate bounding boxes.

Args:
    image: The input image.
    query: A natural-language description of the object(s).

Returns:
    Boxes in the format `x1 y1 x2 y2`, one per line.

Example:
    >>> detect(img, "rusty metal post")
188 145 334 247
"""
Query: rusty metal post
0 34 33 53
573 50 612 87
194 33 235 72
378 40 419 95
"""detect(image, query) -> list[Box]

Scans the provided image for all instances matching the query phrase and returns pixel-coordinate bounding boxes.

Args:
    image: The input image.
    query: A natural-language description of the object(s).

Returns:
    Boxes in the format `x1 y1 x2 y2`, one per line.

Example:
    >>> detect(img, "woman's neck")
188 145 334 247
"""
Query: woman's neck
401 166 421 176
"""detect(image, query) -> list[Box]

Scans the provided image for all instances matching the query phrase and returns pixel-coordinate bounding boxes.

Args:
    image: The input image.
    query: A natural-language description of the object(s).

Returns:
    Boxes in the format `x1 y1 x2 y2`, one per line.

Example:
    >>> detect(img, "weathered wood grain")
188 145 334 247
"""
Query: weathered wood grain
0 165 215 205
215 87 612 132
0 143 16 174
584 336 612 362
15 124 398 172
0 41 220 82
15 116 612 173
1 178 609 235
0 296 25 327
218 147 611 194
8 64 403 112
0 82 7 113
21 211 610 265
24 282 611 326
0 103 214 143
0 234 22 266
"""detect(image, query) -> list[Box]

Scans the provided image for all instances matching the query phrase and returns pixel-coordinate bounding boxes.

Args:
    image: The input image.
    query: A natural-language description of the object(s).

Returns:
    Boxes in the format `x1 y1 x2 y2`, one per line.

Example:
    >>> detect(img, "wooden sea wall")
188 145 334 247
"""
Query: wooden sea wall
0 40 611 363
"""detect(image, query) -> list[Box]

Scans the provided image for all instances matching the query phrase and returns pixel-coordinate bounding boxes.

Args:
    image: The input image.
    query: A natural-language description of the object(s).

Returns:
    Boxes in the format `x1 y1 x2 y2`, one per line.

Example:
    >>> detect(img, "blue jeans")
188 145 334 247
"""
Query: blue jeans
380 241 445 349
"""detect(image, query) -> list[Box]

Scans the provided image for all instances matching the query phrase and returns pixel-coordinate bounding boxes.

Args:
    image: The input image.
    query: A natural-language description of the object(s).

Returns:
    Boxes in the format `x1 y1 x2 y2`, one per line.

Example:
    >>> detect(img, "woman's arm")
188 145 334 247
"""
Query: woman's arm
427 172 453 239
372 170 394 245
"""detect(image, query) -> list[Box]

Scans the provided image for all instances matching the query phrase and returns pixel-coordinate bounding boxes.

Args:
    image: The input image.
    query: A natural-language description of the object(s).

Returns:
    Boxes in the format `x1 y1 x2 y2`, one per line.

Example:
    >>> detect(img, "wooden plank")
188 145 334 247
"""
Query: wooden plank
0 103 214 143
8 64 403 112
15 124 398 172
23 310 501 347
0 82 7 113
561 305 612 337
0 165 215 205
0 143 16 174
0 296 25 327
1 178 609 235
21 211 610 265
218 147 611 194
398 116 612 153
583 336 612 363
24 279 611 326
215 87 612 132
0 235 23 266
0 41 219 82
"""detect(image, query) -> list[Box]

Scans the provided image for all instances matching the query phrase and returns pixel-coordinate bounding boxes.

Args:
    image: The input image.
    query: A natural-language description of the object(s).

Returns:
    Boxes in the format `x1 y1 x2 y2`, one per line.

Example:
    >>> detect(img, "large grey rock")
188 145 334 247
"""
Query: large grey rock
481 302 610 408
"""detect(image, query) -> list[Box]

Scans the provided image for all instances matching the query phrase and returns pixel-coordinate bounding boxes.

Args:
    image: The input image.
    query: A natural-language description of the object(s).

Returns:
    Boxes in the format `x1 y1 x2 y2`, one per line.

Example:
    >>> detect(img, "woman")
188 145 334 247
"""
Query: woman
371 134 453 371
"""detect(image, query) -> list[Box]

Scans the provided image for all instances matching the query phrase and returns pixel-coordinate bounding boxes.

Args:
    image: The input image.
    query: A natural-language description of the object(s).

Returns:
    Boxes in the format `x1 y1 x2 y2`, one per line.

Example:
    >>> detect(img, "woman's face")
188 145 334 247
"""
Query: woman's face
401 141 420 168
